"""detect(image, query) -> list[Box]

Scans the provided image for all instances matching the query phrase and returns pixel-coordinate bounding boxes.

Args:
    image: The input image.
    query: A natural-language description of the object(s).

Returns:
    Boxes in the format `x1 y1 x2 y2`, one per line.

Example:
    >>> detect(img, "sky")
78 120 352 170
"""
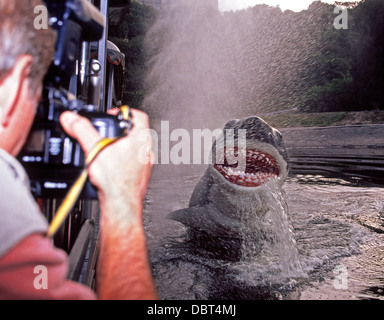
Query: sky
218 0 361 13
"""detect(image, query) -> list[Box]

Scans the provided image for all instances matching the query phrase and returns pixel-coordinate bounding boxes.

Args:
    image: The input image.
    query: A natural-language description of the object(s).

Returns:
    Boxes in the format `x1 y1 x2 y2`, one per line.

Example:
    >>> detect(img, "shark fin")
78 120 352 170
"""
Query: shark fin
167 206 210 230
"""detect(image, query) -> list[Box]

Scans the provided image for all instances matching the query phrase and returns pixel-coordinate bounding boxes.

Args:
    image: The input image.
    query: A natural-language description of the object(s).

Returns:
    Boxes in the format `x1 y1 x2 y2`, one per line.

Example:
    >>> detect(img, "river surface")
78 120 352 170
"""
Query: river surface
143 164 384 300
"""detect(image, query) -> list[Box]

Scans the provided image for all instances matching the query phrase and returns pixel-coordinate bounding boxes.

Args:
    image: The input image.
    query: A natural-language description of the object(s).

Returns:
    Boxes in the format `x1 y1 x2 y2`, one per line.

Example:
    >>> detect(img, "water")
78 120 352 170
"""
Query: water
143 0 328 128
140 0 384 300
143 164 384 300
286 177 384 300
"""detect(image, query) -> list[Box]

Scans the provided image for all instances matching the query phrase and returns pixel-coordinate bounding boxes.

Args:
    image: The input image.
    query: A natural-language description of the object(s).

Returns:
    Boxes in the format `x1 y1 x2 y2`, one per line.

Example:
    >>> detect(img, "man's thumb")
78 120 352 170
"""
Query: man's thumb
60 111 101 156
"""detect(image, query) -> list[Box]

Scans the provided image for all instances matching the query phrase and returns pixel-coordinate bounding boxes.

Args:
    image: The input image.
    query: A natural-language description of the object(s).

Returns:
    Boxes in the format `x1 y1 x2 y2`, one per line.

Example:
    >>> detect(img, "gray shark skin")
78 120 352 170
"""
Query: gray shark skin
168 116 290 245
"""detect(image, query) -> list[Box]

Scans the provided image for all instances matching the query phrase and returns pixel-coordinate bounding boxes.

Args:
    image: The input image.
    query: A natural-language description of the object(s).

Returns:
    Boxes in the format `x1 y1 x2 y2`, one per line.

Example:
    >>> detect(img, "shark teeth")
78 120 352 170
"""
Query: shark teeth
216 167 278 187
214 148 280 187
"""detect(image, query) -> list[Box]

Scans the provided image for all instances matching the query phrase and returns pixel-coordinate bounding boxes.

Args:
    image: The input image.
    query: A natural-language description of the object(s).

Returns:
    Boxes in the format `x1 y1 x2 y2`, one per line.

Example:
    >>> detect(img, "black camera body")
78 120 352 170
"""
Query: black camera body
19 0 128 199
20 86 128 199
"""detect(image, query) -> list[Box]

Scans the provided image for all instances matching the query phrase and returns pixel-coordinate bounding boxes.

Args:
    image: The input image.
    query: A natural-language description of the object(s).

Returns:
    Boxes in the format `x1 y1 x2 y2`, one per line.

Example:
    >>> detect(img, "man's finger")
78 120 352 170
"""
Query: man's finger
60 111 101 155
129 109 150 132
106 108 149 131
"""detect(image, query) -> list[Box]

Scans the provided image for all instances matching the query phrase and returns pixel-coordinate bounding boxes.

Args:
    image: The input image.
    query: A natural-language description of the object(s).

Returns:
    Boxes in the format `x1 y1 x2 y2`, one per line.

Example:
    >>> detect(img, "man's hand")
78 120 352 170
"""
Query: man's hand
60 108 157 300
59 108 154 219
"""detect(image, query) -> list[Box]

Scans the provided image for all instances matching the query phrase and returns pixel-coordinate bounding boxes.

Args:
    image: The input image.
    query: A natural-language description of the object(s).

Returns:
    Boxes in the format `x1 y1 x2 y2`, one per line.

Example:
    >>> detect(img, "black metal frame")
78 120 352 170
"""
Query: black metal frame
39 0 126 287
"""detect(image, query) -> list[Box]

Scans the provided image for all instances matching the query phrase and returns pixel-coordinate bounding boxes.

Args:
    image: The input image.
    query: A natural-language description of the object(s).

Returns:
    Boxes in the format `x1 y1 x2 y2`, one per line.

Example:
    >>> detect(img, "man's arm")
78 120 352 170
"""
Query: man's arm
0 234 96 300
60 109 157 300
96 197 157 300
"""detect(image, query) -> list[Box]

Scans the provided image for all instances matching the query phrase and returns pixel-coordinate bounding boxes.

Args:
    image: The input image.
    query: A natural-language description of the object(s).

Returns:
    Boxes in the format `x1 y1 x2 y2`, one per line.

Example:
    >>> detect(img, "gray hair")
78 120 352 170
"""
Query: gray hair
0 0 55 93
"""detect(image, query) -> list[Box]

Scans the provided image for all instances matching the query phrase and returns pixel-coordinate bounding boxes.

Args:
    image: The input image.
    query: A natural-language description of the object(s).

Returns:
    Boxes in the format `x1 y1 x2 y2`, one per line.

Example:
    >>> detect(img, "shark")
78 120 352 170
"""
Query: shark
168 116 290 260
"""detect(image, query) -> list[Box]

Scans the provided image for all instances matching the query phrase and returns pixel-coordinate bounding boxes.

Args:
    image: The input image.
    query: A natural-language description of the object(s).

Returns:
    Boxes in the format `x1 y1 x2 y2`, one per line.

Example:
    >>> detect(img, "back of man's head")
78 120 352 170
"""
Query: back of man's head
0 0 55 95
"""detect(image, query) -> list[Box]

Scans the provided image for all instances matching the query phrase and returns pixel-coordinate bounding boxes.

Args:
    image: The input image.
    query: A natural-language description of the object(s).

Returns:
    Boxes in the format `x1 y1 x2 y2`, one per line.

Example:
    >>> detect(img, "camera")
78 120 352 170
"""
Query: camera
19 0 129 199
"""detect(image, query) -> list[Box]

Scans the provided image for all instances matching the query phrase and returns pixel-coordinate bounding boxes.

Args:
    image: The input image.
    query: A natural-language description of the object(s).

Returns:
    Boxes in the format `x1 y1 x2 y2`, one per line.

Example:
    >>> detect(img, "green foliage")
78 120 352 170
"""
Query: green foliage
108 1 157 109
294 0 384 113
299 77 353 112
347 0 384 110
263 112 347 128
109 0 384 114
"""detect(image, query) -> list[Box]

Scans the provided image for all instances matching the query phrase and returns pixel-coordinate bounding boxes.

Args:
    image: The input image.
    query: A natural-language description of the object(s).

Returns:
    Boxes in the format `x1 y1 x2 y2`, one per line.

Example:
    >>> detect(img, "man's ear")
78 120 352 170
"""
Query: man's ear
0 55 33 128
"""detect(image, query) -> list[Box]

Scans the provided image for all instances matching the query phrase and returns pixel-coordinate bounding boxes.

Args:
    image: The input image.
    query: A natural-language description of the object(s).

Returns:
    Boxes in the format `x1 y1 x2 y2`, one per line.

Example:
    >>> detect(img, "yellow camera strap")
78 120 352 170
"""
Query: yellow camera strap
47 106 131 238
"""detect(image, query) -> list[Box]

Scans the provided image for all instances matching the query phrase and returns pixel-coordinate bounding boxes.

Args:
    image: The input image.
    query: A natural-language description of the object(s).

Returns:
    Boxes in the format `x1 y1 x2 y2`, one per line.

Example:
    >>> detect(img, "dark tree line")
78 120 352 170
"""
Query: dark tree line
299 0 384 112
348 0 384 111
108 1 157 109
109 0 384 115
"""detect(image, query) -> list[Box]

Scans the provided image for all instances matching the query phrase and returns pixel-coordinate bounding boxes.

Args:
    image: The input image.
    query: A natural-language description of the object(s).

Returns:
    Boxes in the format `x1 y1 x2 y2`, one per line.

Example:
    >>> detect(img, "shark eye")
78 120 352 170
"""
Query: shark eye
214 147 280 187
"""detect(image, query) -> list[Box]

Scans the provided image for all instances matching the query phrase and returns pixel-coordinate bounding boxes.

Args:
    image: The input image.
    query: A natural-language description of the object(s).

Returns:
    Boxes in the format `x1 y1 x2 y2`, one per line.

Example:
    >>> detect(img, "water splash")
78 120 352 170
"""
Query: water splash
261 181 303 277
234 179 303 283
143 0 332 130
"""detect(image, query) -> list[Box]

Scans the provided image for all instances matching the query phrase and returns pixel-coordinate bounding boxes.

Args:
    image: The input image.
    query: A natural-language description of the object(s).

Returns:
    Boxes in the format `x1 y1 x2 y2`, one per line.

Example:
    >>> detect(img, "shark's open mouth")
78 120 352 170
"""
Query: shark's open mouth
214 147 280 187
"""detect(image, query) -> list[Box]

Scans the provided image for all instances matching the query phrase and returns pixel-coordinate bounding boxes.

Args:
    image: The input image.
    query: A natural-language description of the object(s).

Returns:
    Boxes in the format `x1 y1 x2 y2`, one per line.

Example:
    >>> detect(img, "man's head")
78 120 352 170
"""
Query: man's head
0 0 55 156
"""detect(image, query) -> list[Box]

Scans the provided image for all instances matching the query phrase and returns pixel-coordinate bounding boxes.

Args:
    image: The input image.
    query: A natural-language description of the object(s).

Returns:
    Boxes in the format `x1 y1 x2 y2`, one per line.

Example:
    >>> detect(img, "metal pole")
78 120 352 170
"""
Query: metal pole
98 0 109 112
78 42 90 100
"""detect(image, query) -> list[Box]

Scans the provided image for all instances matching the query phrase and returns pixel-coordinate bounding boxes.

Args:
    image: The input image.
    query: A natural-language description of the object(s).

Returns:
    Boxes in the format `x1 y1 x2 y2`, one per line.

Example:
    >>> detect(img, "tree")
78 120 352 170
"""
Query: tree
108 1 157 109
347 0 384 110
300 0 384 112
